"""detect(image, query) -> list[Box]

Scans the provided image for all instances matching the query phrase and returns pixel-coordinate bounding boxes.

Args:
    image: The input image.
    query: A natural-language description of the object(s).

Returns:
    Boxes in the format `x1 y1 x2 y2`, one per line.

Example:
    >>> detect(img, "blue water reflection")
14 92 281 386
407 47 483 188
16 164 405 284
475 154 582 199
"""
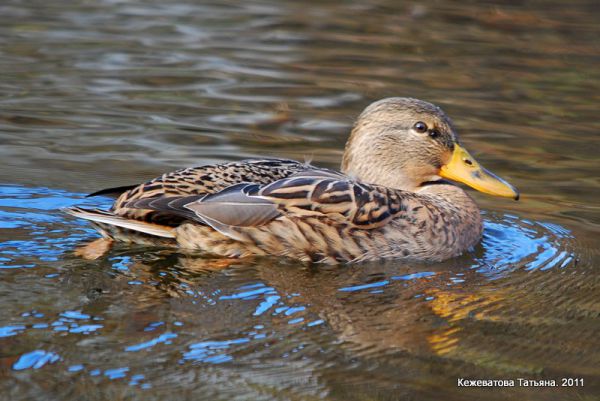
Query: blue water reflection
0 185 111 269
125 332 178 352
476 213 575 277
0 325 26 337
182 337 250 364
13 350 61 371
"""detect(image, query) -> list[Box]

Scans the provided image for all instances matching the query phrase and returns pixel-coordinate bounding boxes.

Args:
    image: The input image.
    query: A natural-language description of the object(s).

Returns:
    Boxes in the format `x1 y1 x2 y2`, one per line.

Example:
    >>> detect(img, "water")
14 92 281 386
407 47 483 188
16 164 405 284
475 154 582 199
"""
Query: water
1 0 599 400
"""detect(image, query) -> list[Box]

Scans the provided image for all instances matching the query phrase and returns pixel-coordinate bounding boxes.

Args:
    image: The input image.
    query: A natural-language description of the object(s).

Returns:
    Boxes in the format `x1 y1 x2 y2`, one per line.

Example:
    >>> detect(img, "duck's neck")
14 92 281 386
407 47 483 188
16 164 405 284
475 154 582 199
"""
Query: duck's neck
341 164 418 190
341 150 422 191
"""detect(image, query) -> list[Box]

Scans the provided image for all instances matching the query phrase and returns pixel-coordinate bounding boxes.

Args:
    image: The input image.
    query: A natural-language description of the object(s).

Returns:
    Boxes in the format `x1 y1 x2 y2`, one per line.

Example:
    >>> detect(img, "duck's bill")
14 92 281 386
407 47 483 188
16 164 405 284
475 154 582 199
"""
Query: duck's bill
439 144 519 200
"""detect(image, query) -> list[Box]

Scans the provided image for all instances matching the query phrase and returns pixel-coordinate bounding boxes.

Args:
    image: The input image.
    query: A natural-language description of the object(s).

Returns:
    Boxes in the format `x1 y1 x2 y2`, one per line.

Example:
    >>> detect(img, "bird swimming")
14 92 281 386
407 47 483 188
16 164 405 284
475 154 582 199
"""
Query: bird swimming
66 97 519 264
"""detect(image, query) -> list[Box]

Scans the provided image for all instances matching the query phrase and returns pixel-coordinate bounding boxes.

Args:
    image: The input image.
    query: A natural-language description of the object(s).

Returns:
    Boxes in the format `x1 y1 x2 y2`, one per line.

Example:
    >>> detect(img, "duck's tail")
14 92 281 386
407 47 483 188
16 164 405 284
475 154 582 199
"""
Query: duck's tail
63 207 176 239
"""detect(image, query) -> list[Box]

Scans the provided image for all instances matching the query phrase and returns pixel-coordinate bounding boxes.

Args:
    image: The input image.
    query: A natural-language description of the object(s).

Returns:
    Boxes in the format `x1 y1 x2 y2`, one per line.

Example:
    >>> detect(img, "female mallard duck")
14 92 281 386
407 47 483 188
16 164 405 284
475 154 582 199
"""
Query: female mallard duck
66 98 518 264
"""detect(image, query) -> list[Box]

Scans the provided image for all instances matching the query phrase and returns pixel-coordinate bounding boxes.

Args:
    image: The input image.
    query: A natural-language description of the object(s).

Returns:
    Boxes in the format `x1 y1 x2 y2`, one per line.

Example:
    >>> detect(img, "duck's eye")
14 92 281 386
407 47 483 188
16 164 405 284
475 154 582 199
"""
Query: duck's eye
413 121 428 133
429 130 440 139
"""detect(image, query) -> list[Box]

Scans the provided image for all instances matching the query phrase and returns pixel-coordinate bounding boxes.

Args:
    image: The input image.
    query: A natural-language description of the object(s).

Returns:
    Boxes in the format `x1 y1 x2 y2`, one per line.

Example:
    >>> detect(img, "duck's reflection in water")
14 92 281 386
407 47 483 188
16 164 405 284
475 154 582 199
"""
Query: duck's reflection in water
120 250 502 359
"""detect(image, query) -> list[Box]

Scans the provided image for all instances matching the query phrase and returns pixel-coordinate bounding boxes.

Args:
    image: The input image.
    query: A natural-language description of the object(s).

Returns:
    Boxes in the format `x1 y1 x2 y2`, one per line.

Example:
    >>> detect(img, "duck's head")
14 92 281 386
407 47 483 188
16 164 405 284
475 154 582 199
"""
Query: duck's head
341 97 519 200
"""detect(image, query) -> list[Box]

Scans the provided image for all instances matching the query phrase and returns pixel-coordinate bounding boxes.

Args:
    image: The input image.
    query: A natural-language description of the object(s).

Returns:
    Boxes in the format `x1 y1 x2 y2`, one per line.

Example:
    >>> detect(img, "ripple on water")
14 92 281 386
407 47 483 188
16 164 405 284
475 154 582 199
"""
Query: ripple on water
477 212 576 277
0 185 110 269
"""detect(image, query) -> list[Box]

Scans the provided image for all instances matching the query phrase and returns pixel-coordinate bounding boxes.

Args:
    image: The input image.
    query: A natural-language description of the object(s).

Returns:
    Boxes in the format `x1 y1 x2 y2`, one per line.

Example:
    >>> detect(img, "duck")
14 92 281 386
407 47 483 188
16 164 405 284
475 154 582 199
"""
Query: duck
66 97 519 264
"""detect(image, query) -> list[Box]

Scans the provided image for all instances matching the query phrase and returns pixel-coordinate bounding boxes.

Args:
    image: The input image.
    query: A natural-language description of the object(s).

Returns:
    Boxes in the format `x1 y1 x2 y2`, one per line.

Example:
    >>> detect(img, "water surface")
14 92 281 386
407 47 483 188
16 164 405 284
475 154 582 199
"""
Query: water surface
1 1 599 400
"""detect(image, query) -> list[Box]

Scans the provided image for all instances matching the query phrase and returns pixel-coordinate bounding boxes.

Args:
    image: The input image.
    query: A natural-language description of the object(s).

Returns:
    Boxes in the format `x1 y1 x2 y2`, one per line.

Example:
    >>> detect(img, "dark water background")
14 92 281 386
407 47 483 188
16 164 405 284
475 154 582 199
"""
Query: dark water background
0 1 599 400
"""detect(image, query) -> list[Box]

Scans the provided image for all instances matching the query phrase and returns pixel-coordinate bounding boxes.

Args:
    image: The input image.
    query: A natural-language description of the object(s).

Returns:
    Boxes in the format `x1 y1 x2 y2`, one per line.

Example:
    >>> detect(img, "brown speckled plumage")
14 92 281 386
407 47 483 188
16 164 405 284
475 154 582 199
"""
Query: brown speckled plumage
66 97 518 264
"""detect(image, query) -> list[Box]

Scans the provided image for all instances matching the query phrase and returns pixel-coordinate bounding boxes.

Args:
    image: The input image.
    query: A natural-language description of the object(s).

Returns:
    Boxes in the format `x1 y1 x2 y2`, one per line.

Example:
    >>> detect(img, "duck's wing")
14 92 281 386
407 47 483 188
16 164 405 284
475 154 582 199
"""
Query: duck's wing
125 175 414 240
258 176 410 229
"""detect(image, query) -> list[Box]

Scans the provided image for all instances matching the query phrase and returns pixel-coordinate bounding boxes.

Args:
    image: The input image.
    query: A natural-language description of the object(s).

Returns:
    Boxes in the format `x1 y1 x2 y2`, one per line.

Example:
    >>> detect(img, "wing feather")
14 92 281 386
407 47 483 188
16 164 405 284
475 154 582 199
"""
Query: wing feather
63 207 175 238
125 183 281 229
260 177 408 228
184 183 281 227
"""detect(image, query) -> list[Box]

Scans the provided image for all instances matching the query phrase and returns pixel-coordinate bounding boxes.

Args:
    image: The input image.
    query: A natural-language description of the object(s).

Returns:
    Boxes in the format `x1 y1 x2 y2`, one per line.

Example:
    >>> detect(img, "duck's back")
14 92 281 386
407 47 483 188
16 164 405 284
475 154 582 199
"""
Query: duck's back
111 159 316 225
